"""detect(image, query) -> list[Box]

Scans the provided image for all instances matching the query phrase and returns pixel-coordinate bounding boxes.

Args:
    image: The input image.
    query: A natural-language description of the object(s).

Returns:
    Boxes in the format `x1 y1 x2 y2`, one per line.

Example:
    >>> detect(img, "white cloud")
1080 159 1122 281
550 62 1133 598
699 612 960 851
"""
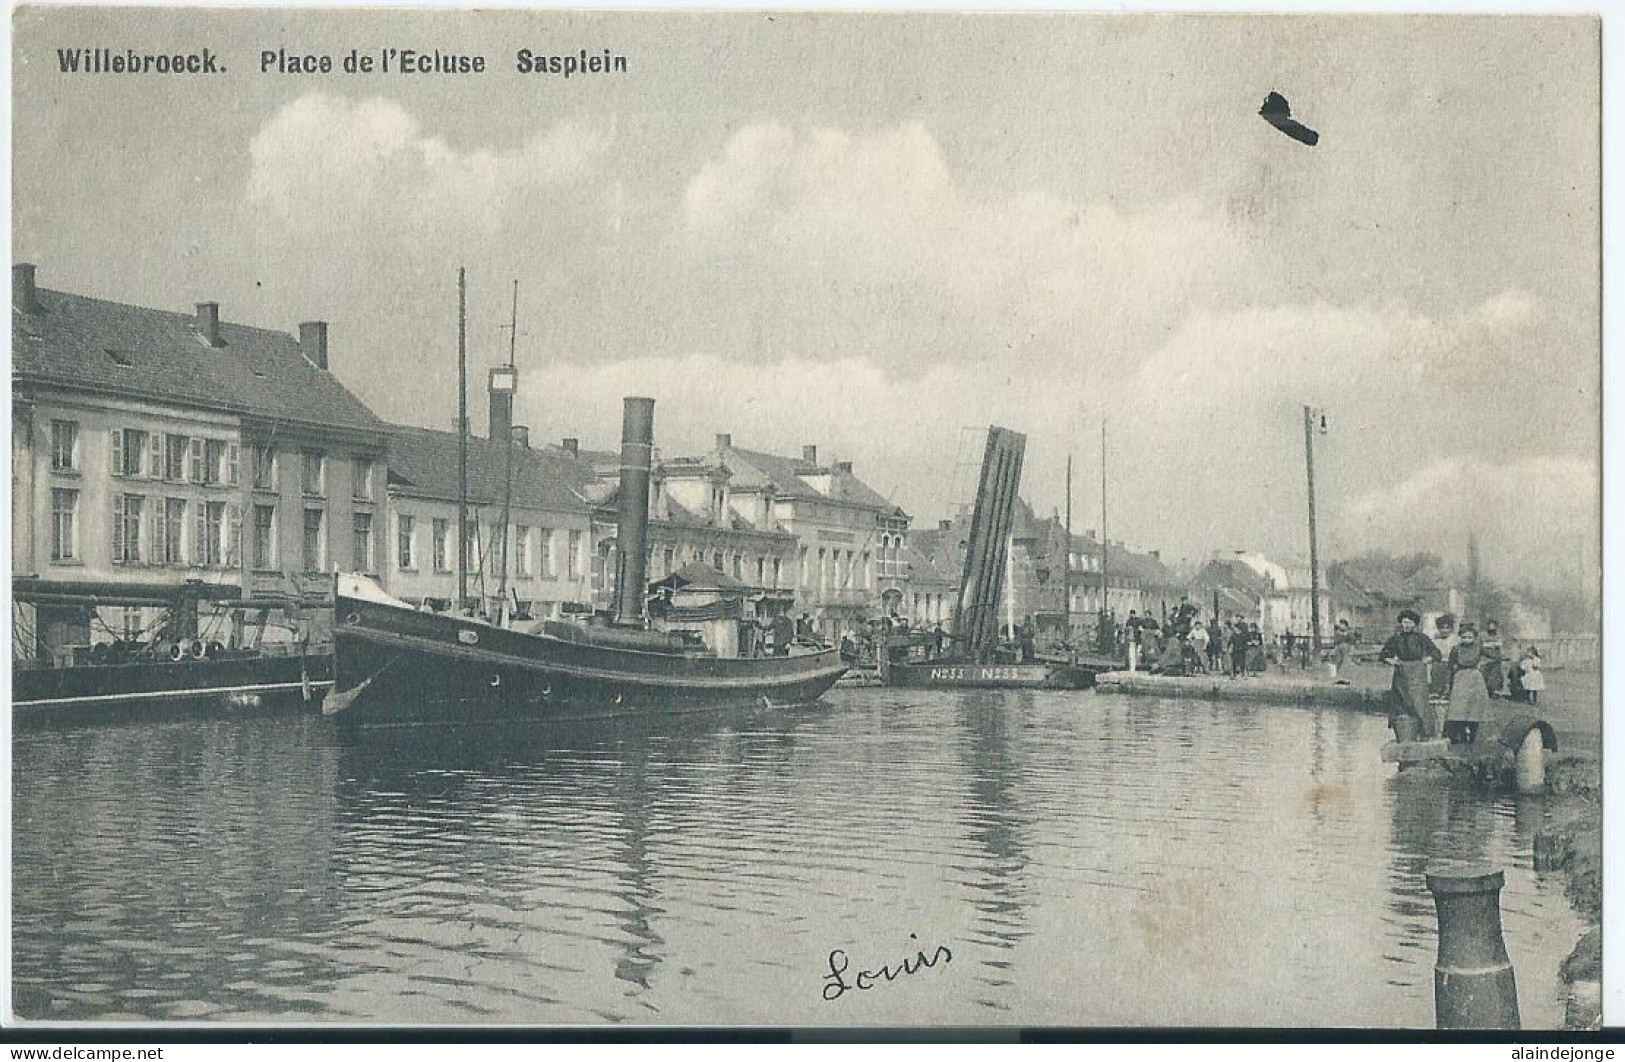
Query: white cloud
247 92 605 236
1338 455 1598 587
682 122 1246 369
1126 293 1546 414
511 351 1105 520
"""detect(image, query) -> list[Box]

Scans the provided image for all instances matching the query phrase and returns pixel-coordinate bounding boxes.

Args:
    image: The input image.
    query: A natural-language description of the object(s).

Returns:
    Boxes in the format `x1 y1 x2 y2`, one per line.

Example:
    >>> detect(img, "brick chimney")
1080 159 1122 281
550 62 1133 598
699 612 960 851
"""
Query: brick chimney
835 460 853 473
299 321 329 370
716 433 731 449
196 302 222 347
802 444 817 464
561 437 579 456
939 519 952 531
512 425 530 449
488 371 513 447
12 263 40 314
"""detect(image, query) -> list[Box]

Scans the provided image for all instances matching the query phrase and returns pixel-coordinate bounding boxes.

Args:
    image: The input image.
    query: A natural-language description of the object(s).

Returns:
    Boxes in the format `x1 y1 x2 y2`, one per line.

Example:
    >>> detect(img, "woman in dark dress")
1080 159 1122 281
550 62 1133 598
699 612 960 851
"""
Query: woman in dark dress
1244 623 1266 673
1380 609 1443 741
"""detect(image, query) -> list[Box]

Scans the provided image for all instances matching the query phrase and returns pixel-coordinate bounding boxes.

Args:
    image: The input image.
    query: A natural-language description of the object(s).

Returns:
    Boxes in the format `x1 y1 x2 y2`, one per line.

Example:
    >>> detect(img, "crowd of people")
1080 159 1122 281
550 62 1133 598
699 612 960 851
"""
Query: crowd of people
1119 602 1320 679
1379 609 1547 746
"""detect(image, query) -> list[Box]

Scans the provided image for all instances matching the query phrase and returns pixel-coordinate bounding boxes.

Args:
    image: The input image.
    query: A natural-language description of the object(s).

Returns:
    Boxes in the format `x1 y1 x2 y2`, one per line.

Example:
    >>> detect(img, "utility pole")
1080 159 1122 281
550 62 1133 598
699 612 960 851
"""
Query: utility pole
1303 404 1323 651
1064 453 1072 655
457 267 468 610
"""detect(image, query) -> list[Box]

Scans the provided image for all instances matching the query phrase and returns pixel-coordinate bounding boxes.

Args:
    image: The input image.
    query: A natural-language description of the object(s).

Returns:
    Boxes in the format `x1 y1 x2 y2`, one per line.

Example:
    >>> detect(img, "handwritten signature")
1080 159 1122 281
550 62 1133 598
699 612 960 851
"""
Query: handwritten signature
822 934 953 1001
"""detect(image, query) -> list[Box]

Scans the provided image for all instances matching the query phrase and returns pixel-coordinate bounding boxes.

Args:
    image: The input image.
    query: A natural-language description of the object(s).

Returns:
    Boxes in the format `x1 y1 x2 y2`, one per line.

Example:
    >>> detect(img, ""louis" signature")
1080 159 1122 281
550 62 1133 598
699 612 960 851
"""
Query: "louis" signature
821 934 953 1001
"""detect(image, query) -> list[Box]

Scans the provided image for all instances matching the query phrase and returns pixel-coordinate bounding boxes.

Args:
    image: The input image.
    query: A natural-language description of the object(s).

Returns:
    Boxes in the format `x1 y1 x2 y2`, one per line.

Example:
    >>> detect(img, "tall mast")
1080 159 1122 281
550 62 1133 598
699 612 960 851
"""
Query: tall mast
497 279 518 606
1064 453 1072 650
1100 420 1109 633
457 267 468 609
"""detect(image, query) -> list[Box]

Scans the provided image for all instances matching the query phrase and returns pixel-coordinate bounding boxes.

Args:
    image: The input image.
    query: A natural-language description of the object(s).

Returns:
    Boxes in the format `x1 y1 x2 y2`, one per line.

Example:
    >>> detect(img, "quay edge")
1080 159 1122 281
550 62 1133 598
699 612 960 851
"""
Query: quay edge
1092 670 1388 710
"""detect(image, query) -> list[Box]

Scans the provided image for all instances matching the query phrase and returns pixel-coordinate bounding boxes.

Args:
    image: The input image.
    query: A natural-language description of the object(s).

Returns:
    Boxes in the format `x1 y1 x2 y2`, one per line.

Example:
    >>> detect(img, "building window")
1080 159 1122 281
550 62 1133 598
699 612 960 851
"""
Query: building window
202 440 224 485
463 519 479 573
772 558 782 587
432 518 450 572
302 451 326 496
567 530 582 580
161 434 185 481
514 525 531 577
202 501 228 567
799 546 809 586
111 429 150 478
50 421 78 472
252 445 277 490
49 488 77 561
353 459 373 500
164 498 187 565
538 528 555 577
861 551 871 589
397 515 416 571
663 547 675 576
713 550 724 573
303 508 324 571
354 512 373 571
732 553 743 580
112 494 143 563
254 504 277 569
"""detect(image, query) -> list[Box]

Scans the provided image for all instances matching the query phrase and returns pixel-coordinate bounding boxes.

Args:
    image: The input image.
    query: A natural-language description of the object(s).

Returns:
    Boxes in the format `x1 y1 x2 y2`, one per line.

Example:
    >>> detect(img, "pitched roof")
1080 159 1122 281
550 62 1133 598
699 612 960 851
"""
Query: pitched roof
1189 558 1273 600
385 425 595 513
14 287 384 435
1111 546 1175 587
902 528 962 590
713 443 901 514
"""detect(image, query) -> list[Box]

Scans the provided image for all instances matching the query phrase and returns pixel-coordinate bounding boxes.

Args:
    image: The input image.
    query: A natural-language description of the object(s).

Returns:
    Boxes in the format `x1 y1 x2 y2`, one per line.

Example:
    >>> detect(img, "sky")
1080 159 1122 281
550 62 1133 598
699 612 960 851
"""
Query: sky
12 10 1600 591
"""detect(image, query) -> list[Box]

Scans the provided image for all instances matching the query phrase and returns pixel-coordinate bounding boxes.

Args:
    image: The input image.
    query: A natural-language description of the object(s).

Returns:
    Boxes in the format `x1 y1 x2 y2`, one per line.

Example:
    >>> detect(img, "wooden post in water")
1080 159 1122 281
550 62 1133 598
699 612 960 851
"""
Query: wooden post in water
1426 865 1520 1029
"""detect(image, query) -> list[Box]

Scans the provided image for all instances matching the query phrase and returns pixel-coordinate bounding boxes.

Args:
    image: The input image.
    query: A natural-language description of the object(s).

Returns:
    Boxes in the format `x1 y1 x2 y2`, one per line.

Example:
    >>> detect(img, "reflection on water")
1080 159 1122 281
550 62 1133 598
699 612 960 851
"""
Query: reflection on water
12 691 1586 1026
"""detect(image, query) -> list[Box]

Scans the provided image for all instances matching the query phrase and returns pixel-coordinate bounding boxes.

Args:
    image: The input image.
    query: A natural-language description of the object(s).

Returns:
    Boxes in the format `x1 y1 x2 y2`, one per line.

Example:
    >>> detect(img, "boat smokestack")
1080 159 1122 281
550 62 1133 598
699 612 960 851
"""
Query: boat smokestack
614 396 656 626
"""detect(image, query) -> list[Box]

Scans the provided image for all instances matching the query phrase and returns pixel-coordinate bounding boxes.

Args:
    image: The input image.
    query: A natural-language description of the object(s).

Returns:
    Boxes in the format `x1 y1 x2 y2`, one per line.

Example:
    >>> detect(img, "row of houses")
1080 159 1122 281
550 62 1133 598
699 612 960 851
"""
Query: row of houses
33 263 1553 664
11 264 921 659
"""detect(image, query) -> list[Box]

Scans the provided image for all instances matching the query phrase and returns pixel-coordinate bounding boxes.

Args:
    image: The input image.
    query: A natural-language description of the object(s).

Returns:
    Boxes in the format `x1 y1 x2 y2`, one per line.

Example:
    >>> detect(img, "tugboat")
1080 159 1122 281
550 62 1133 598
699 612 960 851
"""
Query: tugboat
325 397 848 727
881 426 1113 691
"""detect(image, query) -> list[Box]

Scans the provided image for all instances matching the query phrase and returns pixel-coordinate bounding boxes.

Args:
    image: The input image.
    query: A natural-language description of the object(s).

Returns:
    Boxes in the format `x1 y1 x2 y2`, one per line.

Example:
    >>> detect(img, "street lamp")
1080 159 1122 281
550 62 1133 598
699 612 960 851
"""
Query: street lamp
1303 405 1328 650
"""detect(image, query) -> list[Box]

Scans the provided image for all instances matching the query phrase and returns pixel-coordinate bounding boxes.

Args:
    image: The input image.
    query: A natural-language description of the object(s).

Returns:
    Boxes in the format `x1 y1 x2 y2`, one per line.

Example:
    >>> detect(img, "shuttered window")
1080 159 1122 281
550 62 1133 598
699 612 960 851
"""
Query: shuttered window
111 494 143 563
50 488 77 561
164 499 186 565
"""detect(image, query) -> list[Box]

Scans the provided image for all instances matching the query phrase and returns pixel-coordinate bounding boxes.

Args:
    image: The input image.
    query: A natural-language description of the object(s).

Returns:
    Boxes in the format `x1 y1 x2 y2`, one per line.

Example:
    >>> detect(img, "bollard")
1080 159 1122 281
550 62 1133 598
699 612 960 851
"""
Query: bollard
1426 865 1520 1029
1515 729 1546 795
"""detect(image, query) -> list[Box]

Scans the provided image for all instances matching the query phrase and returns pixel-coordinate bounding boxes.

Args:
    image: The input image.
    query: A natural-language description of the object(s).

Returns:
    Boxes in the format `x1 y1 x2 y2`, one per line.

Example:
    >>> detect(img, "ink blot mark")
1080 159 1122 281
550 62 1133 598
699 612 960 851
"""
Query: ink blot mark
1260 91 1320 147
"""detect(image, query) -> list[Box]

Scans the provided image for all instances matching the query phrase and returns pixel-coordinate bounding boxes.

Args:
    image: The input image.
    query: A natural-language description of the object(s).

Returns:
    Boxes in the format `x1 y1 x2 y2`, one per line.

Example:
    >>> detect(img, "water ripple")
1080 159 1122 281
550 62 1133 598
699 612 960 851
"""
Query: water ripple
12 690 1586 1026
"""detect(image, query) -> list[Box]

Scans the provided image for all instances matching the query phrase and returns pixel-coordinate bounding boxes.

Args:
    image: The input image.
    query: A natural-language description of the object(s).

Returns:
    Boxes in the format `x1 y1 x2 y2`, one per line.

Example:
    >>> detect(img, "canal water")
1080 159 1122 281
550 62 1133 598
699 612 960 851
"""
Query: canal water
12 689 1586 1026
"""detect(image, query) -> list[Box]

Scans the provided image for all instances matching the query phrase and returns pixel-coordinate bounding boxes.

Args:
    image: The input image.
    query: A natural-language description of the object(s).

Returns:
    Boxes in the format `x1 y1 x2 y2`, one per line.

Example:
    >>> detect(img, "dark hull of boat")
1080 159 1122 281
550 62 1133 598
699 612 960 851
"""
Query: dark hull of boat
13 650 332 718
329 592 847 728
884 659 1105 690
